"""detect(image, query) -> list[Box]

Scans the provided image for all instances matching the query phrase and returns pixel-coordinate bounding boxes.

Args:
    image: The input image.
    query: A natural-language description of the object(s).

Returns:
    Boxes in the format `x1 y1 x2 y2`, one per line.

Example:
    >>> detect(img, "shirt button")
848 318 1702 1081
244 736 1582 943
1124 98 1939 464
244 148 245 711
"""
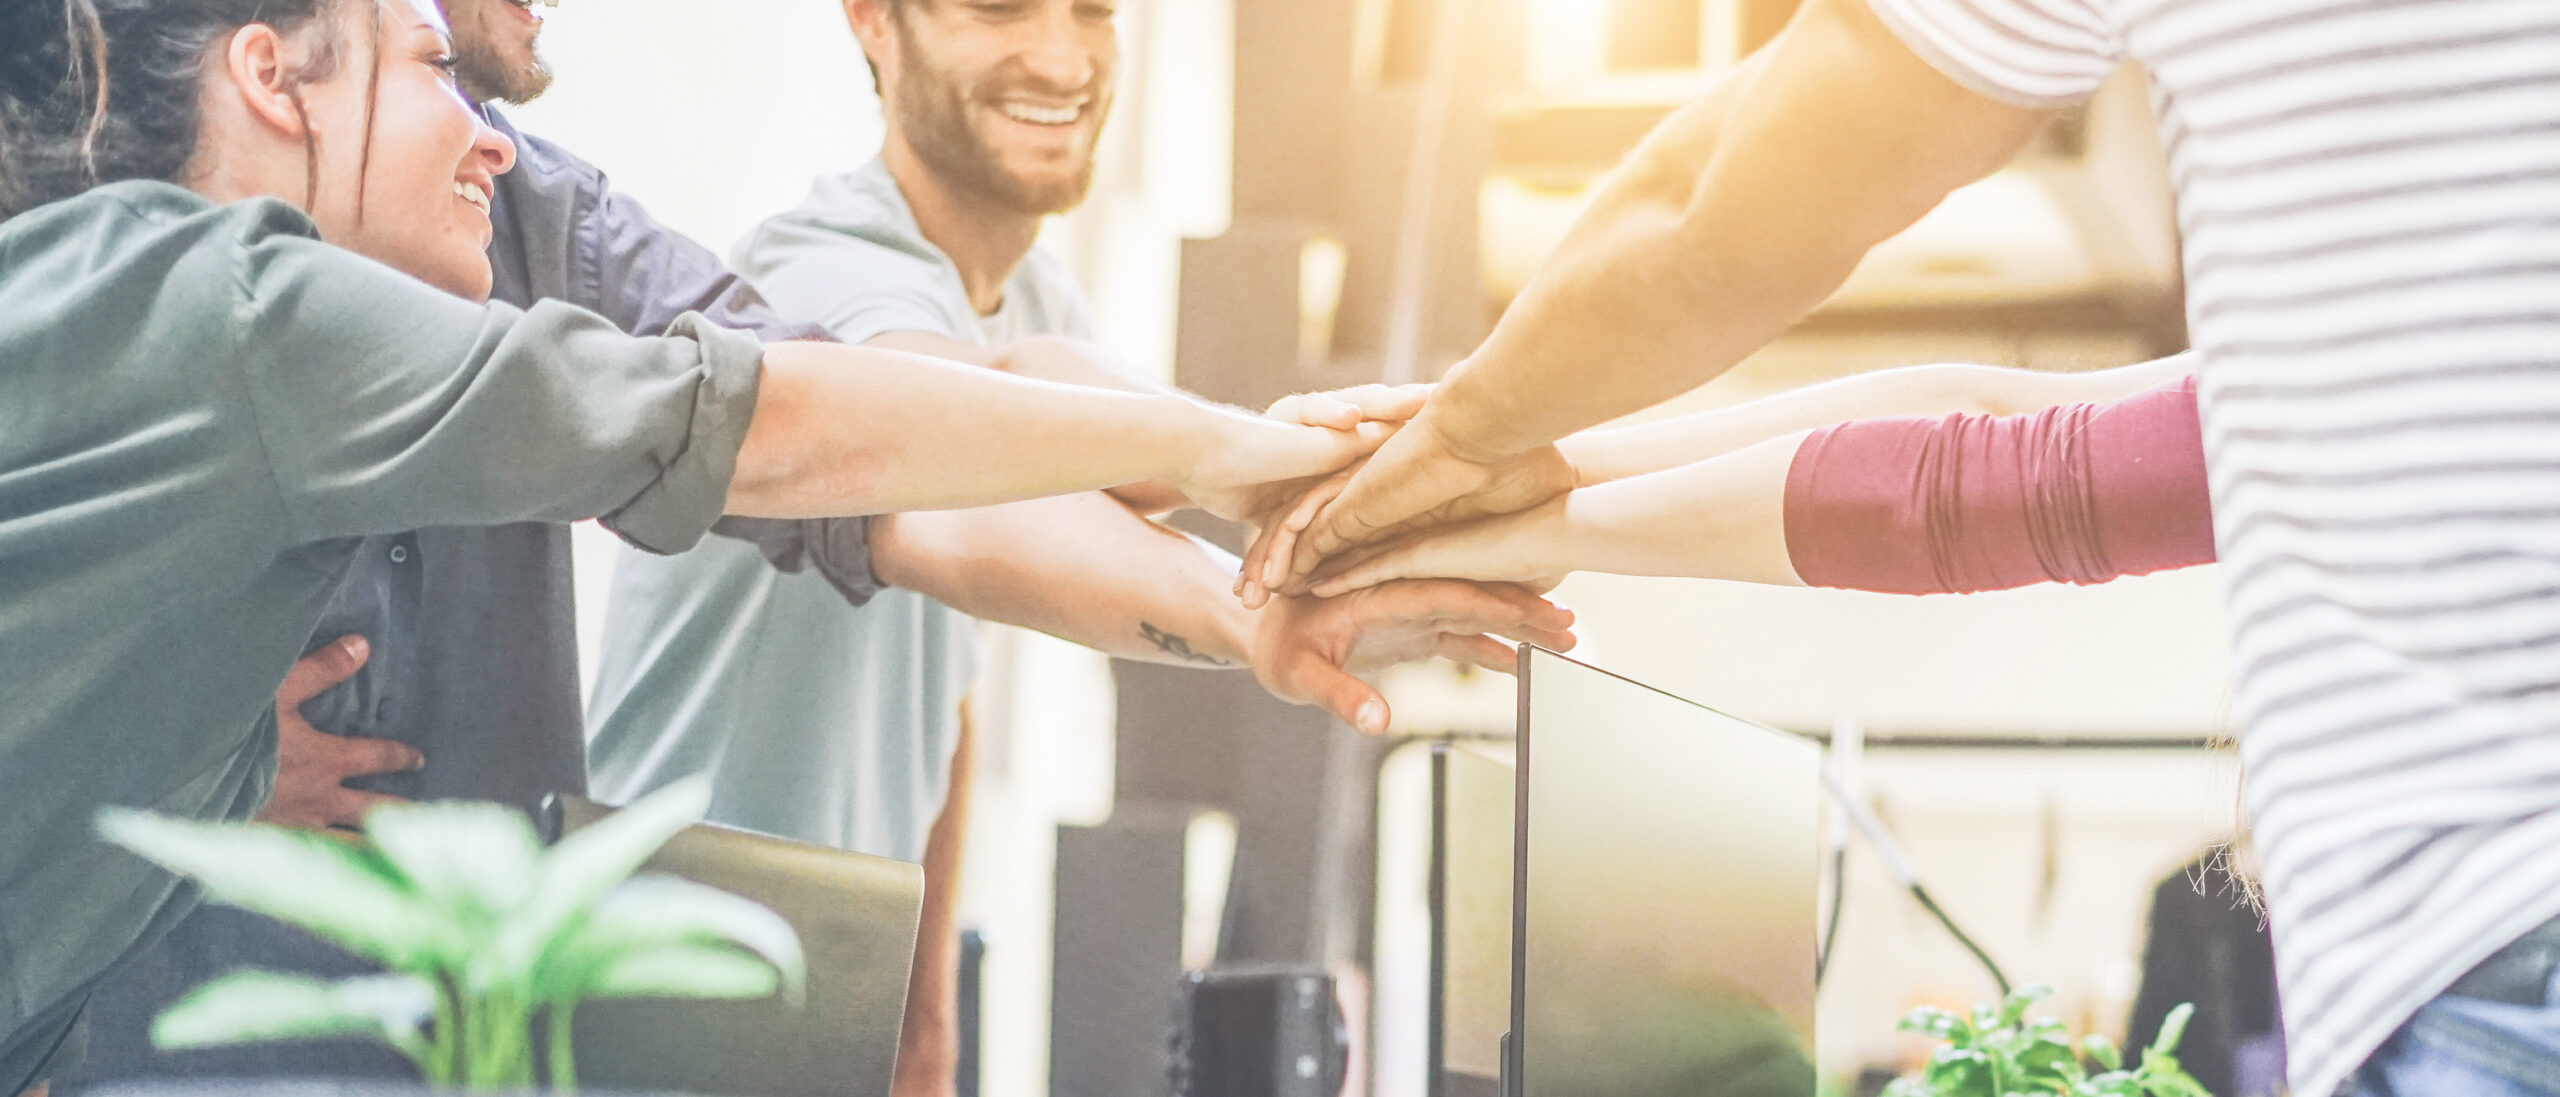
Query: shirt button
389 545 410 564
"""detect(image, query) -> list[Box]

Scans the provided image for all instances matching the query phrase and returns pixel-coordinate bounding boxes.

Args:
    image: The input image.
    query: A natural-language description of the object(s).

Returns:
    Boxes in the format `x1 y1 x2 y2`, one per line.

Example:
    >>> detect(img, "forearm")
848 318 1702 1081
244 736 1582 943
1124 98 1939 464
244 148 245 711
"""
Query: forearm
1554 434 1808 586
870 493 1255 667
993 335 1181 397
1427 0 2051 461
1560 353 2199 484
1784 377 2213 593
993 338 1213 513
899 705 974 1091
726 342 1211 517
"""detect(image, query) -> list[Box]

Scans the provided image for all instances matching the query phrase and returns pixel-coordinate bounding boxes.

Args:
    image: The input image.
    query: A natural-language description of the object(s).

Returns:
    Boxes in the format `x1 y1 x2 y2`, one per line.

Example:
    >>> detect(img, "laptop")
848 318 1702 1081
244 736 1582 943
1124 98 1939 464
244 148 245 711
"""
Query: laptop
556 796 925 1097
1508 645 1820 1097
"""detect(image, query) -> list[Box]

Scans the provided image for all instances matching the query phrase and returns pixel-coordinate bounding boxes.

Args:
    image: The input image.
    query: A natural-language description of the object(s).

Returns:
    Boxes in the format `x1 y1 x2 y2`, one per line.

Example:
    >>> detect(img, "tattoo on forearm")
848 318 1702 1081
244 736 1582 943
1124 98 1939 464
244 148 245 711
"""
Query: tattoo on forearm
1140 622 1233 666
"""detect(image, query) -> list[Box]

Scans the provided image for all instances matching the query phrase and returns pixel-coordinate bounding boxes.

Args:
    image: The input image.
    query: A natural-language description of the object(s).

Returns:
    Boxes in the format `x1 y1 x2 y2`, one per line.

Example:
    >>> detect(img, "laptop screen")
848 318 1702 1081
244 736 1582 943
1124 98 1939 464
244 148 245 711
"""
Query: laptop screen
1513 645 1819 1097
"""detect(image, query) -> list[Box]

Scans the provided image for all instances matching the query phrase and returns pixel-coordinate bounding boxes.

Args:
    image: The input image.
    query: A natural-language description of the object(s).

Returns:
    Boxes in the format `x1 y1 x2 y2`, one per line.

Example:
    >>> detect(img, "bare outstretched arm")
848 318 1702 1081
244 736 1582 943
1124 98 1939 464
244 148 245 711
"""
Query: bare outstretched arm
1274 0 2056 588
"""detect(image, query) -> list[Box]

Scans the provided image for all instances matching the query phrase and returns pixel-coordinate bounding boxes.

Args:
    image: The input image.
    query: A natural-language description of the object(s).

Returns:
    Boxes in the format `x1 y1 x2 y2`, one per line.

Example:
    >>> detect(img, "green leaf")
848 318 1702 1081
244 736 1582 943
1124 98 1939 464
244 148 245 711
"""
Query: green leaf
2080 1034 2122 1071
2148 1003 2195 1058
364 799 542 922
153 970 433 1053
2015 1033 2078 1081
1900 1006 1963 1040
535 874 805 1006
1927 1047 1993 1092
584 942 782 1001
498 779 711 973
2001 984 2056 1028
98 810 451 968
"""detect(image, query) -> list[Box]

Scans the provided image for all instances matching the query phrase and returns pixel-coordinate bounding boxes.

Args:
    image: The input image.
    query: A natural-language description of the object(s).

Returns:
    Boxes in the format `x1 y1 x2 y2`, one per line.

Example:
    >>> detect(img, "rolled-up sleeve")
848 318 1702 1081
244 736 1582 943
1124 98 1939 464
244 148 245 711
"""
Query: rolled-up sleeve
708 514 884 607
224 220 763 553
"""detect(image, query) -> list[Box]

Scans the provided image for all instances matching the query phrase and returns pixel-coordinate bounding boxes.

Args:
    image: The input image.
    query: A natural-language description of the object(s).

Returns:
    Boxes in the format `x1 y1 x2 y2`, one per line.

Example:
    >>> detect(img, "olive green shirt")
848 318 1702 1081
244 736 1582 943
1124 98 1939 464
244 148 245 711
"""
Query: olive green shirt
0 181 763 1085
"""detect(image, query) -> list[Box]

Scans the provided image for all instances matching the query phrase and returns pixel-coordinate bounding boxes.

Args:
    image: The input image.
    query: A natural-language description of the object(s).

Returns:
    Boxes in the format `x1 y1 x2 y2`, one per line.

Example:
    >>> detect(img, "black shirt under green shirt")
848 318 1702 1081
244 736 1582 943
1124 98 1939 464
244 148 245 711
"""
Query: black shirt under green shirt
0 181 765 1092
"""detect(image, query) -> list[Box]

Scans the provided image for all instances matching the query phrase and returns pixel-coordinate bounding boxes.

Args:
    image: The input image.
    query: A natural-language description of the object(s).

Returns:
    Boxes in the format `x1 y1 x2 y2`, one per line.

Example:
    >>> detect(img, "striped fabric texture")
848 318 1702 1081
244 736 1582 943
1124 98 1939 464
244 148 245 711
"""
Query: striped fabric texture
1859 0 2560 1094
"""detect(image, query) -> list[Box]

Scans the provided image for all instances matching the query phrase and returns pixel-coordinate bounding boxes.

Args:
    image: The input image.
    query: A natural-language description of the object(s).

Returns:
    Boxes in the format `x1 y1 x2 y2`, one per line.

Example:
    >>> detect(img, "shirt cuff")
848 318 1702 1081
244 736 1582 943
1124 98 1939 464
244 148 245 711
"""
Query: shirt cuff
598 313 764 554
707 515 887 608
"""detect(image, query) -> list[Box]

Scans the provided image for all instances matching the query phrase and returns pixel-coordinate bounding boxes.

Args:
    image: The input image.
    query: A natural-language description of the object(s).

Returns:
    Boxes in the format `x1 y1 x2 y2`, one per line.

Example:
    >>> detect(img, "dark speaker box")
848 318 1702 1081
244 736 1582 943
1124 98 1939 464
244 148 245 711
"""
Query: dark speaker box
1167 968 1350 1097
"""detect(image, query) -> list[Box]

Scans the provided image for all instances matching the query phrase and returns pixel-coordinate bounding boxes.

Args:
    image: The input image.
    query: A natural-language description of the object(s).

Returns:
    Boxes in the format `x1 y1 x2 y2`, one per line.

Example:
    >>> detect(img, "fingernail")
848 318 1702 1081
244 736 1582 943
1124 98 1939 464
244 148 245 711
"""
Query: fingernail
1356 701 1388 735
402 748 426 770
339 635 368 660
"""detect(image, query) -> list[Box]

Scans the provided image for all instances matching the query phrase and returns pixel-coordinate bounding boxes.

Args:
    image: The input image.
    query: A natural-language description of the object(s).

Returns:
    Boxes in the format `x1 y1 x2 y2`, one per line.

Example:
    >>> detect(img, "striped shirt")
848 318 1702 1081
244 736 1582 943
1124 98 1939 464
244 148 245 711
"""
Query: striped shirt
1860 0 2560 1093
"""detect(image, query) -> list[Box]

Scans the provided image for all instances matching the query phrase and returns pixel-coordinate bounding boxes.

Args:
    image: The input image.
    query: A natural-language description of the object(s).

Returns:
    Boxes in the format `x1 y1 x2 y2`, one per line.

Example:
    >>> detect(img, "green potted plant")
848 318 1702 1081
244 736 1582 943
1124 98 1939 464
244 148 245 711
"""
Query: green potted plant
97 777 801 1092
1886 985 2211 1097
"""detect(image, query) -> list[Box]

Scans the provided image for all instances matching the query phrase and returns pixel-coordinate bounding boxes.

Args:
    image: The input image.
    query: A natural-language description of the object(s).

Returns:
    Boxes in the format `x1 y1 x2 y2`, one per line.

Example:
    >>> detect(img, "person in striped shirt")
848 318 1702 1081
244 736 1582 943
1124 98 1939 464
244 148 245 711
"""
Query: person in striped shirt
1247 0 2560 1092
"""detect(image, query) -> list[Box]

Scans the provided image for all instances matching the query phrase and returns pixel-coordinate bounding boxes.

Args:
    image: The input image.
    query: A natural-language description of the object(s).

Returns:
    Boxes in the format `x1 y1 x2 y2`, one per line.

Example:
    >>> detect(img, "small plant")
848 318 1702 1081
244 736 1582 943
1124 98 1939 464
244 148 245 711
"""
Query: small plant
99 777 802 1092
1885 985 2211 1097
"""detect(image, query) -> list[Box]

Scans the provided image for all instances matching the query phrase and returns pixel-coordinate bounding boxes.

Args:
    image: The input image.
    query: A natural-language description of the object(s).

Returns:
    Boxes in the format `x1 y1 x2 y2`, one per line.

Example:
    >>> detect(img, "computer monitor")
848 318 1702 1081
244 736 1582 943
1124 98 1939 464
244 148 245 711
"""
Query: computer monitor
1429 742 1518 1097
1512 645 1819 1097
555 796 924 1097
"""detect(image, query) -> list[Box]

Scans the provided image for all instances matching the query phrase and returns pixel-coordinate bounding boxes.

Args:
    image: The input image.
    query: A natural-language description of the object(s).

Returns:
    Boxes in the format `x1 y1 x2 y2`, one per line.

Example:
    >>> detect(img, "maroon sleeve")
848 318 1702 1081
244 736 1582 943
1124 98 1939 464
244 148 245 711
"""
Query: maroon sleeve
1783 375 2212 594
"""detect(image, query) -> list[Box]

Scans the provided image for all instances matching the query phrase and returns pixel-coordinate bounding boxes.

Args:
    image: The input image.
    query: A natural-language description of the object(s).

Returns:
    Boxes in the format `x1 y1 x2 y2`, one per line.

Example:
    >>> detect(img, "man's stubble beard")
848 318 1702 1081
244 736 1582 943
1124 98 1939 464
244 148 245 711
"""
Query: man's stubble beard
449 5 554 104
892 47 1105 217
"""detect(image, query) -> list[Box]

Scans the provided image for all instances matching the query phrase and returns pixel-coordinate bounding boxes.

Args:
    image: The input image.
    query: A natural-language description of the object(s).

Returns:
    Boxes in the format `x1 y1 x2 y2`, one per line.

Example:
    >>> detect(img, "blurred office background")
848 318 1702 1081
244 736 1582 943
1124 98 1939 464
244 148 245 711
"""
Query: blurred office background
521 1 2242 1094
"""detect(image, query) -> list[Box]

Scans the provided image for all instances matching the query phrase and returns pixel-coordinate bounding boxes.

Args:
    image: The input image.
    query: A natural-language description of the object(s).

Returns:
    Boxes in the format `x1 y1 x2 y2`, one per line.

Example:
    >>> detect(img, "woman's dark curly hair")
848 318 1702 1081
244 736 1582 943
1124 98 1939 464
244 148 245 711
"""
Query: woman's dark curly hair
0 0 386 220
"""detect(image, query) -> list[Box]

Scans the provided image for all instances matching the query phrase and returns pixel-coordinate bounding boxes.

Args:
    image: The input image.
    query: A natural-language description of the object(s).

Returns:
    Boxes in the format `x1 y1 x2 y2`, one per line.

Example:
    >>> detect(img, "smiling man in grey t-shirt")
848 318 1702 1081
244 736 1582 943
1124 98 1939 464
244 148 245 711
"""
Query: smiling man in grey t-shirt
582 4 1578 1096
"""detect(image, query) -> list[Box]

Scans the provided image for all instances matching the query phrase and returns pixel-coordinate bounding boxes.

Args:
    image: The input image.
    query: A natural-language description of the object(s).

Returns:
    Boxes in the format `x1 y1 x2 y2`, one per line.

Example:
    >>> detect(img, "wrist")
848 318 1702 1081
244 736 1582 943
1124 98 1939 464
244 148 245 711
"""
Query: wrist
1553 431 1619 488
1219 594 1264 669
1163 396 1232 483
1423 362 1541 465
1534 493 1588 577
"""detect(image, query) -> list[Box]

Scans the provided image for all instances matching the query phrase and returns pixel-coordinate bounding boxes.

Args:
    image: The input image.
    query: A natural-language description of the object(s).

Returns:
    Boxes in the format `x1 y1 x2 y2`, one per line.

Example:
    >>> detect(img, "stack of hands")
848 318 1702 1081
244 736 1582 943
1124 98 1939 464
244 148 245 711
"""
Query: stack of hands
260 380 1590 831
1222 381 1582 609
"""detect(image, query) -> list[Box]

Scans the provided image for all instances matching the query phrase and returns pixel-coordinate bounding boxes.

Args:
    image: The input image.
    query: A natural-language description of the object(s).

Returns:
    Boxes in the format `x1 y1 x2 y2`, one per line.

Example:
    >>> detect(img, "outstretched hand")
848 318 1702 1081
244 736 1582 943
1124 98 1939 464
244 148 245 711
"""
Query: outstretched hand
1178 412 1394 524
1165 384 1435 524
1304 498 1576 598
1236 414 1575 607
1248 578 1576 735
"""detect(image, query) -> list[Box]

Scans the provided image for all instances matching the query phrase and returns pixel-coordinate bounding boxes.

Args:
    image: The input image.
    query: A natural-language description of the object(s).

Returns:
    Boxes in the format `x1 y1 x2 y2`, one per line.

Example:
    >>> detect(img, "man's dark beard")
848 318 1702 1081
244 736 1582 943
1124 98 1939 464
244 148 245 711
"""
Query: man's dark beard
451 22 554 104
891 41 1100 216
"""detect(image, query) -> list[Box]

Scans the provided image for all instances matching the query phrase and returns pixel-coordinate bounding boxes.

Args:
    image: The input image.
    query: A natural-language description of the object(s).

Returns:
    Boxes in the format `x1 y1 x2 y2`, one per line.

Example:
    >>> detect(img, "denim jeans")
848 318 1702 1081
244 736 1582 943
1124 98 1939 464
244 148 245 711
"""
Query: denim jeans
2349 924 2560 1097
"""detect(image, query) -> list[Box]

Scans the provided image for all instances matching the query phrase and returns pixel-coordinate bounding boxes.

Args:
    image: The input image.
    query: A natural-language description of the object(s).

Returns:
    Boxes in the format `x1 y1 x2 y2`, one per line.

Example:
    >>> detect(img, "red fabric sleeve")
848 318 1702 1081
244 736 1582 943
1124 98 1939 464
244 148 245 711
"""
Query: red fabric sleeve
1783 375 2212 594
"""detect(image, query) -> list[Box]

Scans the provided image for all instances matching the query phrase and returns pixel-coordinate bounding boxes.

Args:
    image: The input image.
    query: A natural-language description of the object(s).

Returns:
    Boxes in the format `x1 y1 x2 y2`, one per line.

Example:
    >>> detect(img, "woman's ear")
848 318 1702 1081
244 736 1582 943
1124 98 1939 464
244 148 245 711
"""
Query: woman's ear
217 23 313 138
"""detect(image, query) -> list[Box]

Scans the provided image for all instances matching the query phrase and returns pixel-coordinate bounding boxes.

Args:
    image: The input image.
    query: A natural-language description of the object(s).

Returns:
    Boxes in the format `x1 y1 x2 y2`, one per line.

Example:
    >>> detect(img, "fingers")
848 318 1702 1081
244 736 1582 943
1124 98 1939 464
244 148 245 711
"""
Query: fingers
1238 467 1357 609
324 788 406 830
1324 384 1432 422
1277 653 1393 735
1264 385 1434 430
276 634 369 707
1364 577 1576 637
341 733 427 777
1304 537 1429 598
1282 460 1439 592
1264 392 1360 430
1506 621 1579 652
1437 633 1519 672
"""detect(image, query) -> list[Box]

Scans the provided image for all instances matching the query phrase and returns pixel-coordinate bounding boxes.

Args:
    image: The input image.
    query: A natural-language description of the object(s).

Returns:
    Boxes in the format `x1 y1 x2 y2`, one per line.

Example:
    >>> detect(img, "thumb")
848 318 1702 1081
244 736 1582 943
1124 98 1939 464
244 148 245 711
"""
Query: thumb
1277 654 1392 735
277 634 370 707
